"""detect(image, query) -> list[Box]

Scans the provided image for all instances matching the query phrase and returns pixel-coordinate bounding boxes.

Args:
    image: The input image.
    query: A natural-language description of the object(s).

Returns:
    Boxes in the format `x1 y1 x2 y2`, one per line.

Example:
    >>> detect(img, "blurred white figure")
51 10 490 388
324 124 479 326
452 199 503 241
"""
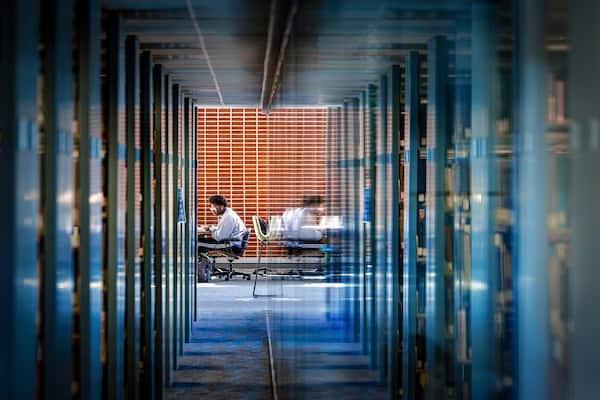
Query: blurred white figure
282 195 325 241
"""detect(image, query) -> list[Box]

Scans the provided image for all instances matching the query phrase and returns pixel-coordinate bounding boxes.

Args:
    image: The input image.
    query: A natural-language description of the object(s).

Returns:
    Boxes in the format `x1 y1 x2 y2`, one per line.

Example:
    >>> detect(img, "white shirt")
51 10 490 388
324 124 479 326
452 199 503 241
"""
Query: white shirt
282 207 302 234
210 207 247 246
281 207 322 241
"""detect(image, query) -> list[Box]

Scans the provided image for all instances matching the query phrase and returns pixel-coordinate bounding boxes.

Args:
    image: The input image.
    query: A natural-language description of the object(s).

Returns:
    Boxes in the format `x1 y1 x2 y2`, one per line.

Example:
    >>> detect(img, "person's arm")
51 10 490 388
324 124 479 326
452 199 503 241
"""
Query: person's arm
211 213 234 241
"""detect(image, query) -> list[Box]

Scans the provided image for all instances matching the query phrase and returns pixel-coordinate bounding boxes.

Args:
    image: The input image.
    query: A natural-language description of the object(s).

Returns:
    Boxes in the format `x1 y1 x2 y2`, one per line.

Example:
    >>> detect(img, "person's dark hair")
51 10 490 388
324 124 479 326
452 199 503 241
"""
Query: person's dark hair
302 195 324 207
209 195 228 207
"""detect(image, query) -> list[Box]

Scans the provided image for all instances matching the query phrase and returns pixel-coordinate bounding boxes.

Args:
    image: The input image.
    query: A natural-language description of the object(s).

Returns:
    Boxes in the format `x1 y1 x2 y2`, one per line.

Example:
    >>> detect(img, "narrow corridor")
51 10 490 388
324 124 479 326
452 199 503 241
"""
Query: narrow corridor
168 277 388 399
167 282 271 400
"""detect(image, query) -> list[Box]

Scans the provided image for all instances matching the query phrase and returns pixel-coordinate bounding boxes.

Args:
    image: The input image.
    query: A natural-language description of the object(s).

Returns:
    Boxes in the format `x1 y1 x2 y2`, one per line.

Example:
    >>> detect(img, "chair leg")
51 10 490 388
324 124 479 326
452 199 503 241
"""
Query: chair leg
225 261 232 281
253 242 263 296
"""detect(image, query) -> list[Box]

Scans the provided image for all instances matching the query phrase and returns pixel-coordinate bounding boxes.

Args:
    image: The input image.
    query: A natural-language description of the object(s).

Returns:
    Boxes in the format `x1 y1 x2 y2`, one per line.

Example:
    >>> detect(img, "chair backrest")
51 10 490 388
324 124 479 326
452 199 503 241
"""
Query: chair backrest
232 229 251 257
252 216 269 242
241 229 251 250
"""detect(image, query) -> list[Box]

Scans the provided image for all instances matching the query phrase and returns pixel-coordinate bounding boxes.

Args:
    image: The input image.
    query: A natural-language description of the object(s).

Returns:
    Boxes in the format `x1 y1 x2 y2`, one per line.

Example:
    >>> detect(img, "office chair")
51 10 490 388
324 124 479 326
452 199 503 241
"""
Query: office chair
209 229 252 281
251 216 282 296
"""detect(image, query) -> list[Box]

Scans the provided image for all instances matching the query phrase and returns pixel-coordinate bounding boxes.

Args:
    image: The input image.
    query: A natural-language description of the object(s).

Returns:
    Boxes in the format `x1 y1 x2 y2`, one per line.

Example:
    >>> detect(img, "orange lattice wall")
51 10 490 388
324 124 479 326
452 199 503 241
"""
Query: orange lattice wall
196 108 328 257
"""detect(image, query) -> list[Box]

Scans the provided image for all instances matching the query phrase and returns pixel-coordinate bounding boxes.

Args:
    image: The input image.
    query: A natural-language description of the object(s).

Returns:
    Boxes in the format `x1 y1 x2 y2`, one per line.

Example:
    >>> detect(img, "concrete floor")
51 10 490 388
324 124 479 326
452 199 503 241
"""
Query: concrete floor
167 277 386 399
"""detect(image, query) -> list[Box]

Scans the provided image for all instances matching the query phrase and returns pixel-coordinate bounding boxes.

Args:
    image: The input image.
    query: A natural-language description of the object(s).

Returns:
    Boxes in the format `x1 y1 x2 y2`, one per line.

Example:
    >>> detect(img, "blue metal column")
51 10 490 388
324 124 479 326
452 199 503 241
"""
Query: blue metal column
164 73 174 385
359 91 368 354
350 97 362 343
177 94 185 358
75 1 103 398
515 0 550 398
425 35 449 400
172 84 182 367
190 101 196 327
342 100 352 326
376 74 389 380
367 83 378 367
193 103 198 323
568 1 600 398
347 98 358 336
326 107 333 258
452 13 472 400
334 105 344 287
105 13 126 400
184 97 192 343
39 0 75 396
470 3 499 398
140 51 155 400
125 35 141 400
333 106 343 289
402 50 421 400
0 1 39 398
153 64 166 397
387 64 402 399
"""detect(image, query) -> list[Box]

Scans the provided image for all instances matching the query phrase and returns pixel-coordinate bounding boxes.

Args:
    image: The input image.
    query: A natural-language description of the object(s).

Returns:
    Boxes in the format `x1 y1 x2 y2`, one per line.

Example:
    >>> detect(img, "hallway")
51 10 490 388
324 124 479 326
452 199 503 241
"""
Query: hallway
168 278 387 400
167 282 271 399
5 0 600 399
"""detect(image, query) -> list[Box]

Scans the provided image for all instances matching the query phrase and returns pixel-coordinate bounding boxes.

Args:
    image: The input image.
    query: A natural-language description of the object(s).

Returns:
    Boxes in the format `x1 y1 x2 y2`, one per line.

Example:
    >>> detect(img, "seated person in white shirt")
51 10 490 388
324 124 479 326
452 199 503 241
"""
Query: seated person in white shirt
197 195 247 255
281 195 325 242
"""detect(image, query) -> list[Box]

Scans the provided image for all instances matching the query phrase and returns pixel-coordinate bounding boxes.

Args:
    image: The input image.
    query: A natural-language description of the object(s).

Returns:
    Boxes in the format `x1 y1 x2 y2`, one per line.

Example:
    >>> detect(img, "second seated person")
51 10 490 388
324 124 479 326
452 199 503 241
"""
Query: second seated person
282 195 325 242
197 195 247 255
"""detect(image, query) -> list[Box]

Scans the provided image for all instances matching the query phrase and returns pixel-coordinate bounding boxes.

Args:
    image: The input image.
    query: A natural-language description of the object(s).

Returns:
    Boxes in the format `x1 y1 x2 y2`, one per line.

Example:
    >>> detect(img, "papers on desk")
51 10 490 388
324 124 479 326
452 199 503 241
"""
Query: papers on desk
197 226 213 235
318 215 343 230
287 216 343 231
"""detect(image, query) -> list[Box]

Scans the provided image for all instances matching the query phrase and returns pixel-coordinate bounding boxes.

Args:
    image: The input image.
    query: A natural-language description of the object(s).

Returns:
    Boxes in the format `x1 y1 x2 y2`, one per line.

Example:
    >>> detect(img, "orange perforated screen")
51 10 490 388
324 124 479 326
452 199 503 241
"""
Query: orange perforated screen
197 108 328 257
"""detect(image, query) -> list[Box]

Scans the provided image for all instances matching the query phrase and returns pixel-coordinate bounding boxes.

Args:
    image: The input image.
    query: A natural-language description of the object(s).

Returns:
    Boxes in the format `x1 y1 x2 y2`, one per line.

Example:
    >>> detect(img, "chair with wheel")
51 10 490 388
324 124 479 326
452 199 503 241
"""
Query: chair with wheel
251 215 283 296
209 229 252 281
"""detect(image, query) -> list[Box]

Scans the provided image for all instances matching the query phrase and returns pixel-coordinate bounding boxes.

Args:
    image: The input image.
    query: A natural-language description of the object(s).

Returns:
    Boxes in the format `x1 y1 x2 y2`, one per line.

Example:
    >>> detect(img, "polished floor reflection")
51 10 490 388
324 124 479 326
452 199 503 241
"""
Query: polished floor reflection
167 282 271 400
270 279 387 399
170 274 387 400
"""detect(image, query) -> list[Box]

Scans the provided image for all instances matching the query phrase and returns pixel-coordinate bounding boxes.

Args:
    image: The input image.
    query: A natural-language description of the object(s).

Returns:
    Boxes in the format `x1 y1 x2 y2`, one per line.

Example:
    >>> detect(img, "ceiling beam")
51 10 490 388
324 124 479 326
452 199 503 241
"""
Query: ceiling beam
185 0 224 105
259 0 298 113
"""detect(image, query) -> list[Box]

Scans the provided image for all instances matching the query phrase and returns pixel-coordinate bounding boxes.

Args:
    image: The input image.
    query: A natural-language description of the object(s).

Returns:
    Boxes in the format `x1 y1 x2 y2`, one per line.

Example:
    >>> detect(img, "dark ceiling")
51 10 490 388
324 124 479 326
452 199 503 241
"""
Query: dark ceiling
104 0 469 107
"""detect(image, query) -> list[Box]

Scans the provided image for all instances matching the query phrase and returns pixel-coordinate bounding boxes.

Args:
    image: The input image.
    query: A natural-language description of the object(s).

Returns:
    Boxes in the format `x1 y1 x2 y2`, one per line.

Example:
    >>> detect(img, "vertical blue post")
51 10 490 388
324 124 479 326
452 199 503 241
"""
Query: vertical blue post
515 0 550 398
376 74 389 380
569 0 600 398
40 0 75 396
336 106 344 286
0 1 39 398
335 106 343 288
387 64 402 399
403 50 420 400
452 14 472 400
192 103 198 323
125 35 141 400
172 84 182 365
350 97 362 342
342 100 352 328
164 73 173 385
184 97 191 343
359 91 368 354
153 64 166 397
367 83 378 366
425 36 449 400
105 12 126 400
140 51 155 400
76 1 103 398
326 107 333 261
471 3 499 398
